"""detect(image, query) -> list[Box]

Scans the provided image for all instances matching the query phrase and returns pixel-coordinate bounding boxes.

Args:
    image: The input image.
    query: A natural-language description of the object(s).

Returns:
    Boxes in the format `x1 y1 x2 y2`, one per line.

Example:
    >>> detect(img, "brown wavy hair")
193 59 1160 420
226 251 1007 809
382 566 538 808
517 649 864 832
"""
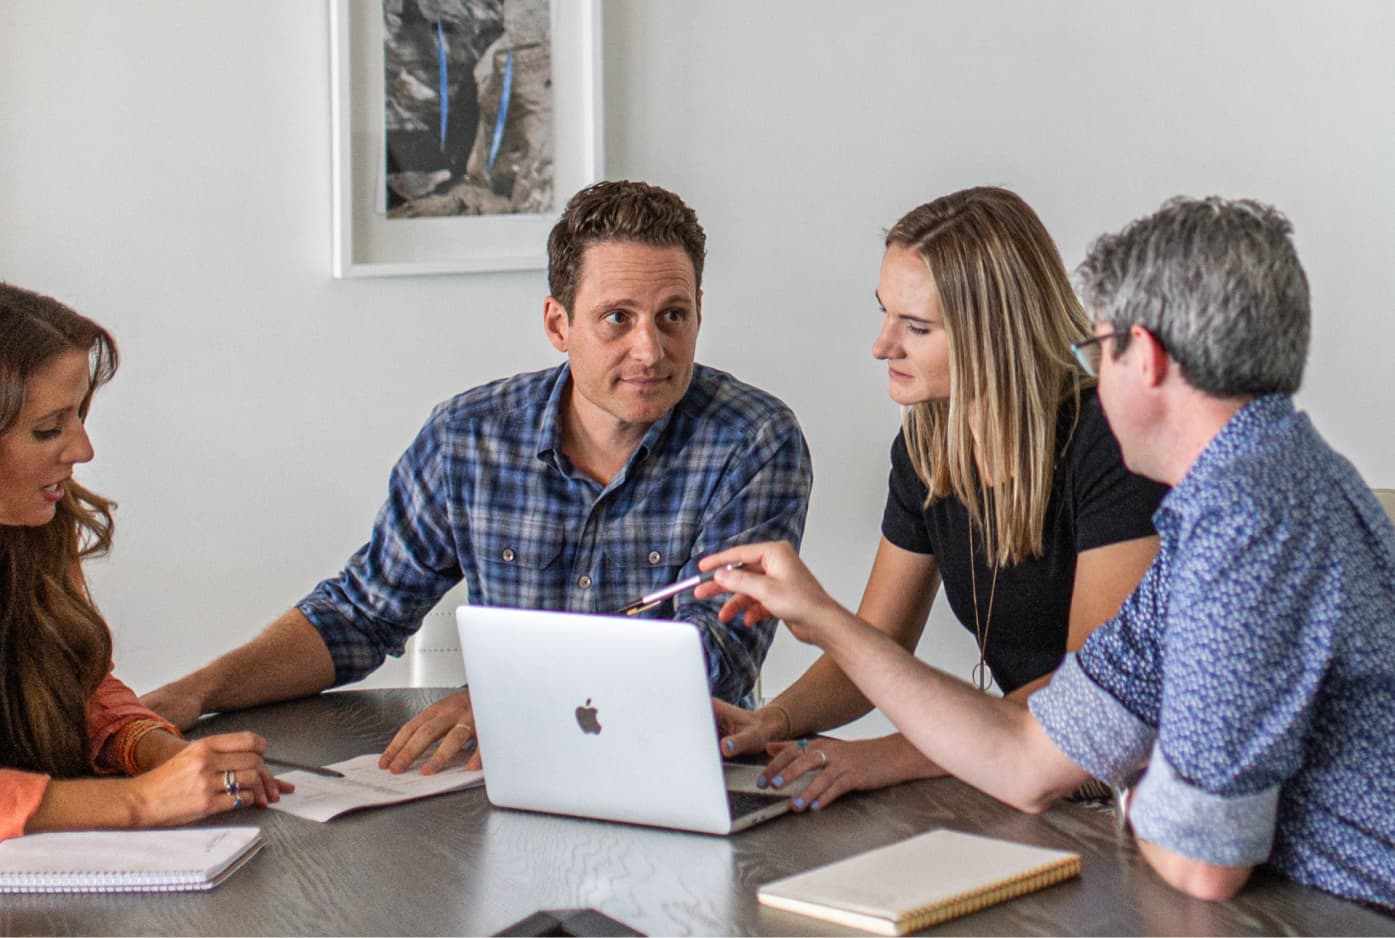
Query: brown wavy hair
887 188 1092 566
0 284 118 778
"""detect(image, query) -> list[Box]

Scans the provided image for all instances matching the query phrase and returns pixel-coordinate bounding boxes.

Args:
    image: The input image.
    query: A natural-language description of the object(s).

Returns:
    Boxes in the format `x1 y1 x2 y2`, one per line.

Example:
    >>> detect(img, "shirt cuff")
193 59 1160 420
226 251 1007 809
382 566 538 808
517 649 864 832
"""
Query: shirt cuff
1028 653 1155 785
1130 742 1278 867
297 598 385 686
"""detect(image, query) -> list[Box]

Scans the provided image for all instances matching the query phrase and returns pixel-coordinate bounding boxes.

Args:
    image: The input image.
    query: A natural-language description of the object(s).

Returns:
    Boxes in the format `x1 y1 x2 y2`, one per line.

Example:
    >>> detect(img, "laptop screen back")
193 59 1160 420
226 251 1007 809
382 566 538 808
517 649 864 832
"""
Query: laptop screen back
457 606 739 834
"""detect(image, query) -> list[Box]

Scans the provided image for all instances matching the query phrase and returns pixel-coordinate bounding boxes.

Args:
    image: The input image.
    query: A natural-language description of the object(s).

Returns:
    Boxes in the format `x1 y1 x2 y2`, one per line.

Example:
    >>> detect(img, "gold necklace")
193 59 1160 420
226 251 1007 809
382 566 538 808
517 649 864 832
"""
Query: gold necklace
966 519 1000 693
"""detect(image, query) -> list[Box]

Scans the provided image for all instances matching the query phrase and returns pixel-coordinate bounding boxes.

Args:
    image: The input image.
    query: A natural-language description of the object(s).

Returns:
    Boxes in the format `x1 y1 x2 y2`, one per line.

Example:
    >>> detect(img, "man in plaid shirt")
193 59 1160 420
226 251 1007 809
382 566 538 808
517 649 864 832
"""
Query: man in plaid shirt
143 181 813 774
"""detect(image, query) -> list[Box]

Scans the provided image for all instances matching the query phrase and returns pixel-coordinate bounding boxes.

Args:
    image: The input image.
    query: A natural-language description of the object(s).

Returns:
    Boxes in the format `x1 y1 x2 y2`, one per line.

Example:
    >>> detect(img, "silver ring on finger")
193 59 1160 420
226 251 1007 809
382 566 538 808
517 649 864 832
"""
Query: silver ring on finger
223 769 239 796
815 749 828 767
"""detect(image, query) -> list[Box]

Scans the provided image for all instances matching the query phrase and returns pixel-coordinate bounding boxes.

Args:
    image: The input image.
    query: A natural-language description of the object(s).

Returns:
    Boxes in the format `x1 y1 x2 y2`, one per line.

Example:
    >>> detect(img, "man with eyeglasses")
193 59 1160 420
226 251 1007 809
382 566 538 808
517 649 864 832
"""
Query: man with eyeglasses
701 196 1394 908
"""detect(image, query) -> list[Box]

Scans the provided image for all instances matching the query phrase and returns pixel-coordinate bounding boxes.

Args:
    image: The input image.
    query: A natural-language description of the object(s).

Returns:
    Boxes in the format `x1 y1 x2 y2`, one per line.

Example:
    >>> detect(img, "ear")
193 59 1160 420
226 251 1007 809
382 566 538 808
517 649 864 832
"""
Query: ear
1133 324 1170 389
543 296 569 353
695 288 703 327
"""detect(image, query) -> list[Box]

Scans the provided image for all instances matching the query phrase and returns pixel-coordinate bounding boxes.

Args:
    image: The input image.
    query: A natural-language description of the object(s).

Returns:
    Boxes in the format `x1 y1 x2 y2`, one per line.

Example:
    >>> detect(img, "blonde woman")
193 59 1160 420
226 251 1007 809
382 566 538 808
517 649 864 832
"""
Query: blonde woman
715 188 1165 811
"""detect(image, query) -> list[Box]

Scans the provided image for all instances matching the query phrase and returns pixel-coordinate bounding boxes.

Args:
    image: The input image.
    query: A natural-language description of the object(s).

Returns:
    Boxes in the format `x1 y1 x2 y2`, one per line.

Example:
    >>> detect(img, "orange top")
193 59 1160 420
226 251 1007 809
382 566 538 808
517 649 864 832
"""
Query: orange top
0 670 180 840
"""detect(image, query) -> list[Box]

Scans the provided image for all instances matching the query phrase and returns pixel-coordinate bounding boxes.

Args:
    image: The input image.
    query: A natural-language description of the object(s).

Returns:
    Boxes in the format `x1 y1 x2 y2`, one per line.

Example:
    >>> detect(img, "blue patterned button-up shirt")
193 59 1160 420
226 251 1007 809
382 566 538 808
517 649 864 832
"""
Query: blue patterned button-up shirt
298 362 813 705
1031 395 1395 909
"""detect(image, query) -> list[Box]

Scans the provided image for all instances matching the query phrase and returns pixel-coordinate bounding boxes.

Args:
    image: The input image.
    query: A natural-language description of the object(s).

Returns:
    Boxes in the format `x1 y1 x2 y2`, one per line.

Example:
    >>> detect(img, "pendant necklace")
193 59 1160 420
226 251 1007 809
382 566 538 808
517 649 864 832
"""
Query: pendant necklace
967 519 1000 693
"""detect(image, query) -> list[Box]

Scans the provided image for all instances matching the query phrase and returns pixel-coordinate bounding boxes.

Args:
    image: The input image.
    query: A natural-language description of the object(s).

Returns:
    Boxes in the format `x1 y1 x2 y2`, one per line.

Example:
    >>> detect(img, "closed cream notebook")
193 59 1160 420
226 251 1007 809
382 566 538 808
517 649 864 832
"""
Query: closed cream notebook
0 827 263 893
757 828 1080 935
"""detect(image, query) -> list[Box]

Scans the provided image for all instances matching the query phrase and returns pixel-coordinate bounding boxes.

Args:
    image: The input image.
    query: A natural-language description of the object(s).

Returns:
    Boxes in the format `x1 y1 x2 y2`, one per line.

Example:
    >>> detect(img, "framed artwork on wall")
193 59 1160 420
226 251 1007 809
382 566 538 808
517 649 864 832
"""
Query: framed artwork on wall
330 0 603 277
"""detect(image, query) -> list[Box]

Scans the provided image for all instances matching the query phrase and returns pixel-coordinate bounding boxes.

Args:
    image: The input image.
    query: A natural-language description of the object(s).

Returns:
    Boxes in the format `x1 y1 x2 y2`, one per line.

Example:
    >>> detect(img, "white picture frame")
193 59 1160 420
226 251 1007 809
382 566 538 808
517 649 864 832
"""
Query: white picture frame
329 0 604 277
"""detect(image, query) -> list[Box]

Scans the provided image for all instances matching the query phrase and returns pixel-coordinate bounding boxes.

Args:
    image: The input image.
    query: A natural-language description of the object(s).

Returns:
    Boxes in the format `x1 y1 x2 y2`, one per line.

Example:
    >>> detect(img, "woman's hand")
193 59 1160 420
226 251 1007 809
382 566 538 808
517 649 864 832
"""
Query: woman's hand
695 541 844 644
128 732 292 827
758 733 945 811
714 699 792 758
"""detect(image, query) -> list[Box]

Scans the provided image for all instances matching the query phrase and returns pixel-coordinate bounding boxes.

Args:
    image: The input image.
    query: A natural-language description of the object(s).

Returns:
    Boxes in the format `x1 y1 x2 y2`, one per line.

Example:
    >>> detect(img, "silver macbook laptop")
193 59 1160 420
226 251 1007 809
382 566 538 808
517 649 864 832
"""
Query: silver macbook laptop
456 606 793 835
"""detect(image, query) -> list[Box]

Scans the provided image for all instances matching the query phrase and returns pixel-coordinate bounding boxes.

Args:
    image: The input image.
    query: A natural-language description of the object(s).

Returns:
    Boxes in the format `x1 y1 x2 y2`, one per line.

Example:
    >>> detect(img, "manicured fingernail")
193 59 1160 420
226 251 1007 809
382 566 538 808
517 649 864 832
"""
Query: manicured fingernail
811 800 822 811
723 739 735 754
772 775 785 788
756 775 768 788
793 798 806 810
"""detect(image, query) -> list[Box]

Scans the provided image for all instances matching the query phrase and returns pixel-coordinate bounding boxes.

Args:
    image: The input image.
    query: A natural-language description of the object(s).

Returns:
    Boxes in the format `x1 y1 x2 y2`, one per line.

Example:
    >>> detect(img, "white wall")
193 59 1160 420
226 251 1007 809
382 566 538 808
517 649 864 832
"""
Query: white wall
3 2 1392 737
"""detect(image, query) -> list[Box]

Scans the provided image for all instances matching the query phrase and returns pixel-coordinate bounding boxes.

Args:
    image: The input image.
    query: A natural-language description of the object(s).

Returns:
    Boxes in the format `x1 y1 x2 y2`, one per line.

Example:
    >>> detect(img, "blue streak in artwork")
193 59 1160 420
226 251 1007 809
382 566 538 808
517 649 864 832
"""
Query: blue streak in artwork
488 49 513 172
436 18 448 149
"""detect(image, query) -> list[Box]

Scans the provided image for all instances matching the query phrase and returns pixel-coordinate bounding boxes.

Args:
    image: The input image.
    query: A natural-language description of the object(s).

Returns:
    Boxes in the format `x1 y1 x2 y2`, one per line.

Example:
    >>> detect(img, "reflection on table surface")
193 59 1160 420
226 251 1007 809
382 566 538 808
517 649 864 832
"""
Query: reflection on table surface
2 688 1390 936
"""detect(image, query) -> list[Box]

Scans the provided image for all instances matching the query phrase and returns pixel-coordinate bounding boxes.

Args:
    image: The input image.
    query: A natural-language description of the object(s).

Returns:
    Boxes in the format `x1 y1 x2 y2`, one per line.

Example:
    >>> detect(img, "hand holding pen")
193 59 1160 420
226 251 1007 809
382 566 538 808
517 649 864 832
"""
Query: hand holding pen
693 542 838 645
615 563 745 616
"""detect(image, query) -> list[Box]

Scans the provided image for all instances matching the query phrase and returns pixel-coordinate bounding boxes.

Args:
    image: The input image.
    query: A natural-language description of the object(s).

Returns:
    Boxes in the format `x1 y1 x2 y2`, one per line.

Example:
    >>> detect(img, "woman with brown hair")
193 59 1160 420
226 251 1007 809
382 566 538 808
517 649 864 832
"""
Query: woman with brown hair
0 283 289 840
714 187 1166 810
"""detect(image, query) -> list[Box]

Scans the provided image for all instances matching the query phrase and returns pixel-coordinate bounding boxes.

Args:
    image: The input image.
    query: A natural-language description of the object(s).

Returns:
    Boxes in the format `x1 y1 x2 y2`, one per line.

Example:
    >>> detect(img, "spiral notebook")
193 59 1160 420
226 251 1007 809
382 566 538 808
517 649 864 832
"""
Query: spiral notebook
757 828 1080 935
0 826 263 893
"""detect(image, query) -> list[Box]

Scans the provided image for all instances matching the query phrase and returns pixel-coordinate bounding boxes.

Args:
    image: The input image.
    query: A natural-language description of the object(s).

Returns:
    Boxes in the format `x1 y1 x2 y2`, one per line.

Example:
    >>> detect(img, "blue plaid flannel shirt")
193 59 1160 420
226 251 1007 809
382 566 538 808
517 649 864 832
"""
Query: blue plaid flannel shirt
297 362 813 705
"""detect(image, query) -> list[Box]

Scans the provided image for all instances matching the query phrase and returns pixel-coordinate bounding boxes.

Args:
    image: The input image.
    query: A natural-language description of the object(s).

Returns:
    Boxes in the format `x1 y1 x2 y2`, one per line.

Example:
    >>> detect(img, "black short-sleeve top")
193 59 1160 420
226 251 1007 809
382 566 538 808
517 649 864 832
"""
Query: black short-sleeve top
880 388 1168 694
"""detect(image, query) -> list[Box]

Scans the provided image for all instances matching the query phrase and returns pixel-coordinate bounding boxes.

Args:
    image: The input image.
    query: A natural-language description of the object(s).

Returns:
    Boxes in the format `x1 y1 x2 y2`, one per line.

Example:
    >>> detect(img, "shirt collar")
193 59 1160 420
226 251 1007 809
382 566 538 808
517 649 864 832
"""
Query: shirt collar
535 362 572 463
1157 393 1295 524
533 362 700 475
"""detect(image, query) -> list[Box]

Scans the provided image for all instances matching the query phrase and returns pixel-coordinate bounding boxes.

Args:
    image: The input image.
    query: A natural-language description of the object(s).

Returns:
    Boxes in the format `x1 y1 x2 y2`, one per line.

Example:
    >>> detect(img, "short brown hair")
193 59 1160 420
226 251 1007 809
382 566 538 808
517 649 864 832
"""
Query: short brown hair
547 180 706 316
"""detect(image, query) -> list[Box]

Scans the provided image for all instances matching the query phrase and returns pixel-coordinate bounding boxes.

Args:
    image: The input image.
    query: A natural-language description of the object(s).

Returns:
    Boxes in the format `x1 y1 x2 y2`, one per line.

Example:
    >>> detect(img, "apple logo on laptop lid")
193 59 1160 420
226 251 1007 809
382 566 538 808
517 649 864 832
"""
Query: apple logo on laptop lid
575 698 602 735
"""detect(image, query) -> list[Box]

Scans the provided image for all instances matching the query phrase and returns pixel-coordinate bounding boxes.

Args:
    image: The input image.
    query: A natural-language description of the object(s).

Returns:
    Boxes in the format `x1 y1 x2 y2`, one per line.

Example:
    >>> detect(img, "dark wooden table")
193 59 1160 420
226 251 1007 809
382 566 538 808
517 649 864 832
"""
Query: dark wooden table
3 688 1390 936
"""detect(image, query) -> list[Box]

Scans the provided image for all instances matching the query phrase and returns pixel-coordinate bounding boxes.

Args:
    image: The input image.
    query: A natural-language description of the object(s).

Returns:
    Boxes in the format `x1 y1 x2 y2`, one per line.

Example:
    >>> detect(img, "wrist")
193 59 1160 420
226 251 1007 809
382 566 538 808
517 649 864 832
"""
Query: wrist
136 731 185 773
760 702 795 741
120 776 147 828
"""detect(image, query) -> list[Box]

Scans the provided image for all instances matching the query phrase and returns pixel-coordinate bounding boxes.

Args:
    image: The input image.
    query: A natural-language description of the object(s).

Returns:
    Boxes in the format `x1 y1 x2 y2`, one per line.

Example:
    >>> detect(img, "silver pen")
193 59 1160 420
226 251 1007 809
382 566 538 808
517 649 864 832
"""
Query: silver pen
615 563 744 616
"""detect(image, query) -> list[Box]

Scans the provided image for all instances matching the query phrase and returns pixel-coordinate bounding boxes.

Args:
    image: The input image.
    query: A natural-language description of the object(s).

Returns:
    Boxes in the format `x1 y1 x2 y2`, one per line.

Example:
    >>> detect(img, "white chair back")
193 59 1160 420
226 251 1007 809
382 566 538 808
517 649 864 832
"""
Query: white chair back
1373 488 1395 525
408 581 470 687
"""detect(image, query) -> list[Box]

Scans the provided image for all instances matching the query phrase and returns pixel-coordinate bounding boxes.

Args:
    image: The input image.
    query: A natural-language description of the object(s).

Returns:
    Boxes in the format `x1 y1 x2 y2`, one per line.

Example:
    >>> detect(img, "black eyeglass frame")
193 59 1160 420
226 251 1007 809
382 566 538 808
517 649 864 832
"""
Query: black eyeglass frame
1070 331 1123 378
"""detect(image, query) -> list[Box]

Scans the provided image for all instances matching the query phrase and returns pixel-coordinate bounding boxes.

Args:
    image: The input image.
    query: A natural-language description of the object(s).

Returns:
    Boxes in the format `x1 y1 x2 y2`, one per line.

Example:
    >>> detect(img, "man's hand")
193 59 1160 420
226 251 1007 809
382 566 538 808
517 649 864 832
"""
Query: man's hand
694 541 842 644
139 680 207 733
379 690 483 775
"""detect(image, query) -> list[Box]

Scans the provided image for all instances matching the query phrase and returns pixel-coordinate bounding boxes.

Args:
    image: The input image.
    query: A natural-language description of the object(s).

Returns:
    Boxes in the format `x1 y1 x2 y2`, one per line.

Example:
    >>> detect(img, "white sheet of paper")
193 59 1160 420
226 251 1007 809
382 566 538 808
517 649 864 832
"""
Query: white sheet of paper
270 753 484 823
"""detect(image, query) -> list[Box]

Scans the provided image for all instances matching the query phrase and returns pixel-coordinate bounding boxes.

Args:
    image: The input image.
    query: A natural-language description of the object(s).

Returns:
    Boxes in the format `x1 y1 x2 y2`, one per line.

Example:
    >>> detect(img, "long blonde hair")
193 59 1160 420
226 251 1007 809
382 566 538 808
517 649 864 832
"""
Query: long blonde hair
887 188 1091 565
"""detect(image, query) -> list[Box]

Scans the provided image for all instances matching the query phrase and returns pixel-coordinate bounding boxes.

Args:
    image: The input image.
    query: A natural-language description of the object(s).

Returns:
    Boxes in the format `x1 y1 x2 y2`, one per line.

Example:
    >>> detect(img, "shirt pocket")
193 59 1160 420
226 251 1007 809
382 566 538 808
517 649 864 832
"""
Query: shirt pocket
601 524 698 615
473 523 566 609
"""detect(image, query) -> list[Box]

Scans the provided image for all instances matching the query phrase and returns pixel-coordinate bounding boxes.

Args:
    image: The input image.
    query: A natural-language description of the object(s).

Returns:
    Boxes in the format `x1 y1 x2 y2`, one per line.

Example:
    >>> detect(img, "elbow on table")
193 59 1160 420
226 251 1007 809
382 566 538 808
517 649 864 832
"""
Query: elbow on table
1159 864 1251 902
1138 840 1253 901
998 778 1074 816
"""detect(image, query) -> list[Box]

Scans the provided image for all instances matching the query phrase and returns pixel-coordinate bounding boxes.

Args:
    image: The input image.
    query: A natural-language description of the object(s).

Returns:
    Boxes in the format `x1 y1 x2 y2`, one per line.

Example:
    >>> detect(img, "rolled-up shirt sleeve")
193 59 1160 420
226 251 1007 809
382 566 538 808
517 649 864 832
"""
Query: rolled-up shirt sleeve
299 407 462 684
1130 740 1280 866
1029 653 1154 786
87 670 180 771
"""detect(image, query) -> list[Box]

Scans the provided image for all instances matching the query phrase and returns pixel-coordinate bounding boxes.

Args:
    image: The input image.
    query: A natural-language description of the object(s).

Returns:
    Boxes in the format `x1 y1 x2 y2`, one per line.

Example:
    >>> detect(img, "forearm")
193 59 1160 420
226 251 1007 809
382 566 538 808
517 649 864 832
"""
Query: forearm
170 610 335 716
26 777 143 834
816 610 1086 811
767 653 878 738
770 538 938 738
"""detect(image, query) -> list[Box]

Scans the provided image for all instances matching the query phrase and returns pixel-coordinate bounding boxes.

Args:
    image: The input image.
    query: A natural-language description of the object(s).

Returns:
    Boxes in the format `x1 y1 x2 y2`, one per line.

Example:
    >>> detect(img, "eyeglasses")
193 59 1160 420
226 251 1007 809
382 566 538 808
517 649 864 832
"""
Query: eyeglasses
1070 332 1123 378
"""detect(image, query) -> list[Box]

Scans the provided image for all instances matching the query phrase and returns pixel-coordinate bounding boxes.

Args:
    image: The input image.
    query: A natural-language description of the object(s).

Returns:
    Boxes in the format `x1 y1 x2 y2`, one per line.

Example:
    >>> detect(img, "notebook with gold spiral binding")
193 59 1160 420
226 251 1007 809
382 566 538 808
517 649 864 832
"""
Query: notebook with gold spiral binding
757 828 1080 935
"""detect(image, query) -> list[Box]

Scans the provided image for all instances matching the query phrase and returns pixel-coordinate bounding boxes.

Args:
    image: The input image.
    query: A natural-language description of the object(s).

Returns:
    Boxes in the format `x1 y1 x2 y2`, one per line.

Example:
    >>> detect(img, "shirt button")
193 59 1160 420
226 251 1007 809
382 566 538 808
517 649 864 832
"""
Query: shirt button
648 551 662 565
501 548 515 562
578 575 592 590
